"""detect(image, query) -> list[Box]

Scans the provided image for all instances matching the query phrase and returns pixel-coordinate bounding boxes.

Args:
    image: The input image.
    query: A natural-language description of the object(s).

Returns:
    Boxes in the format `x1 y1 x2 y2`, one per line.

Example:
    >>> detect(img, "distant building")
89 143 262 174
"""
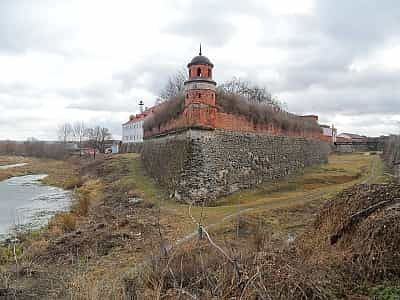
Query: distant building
338 133 366 142
301 115 319 122
320 124 337 143
122 105 156 144
111 141 120 154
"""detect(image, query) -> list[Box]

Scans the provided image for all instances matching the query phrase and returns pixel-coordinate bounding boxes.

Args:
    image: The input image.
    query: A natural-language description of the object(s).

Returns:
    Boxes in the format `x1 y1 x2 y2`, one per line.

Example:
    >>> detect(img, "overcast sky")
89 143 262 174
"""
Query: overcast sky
0 0 399 140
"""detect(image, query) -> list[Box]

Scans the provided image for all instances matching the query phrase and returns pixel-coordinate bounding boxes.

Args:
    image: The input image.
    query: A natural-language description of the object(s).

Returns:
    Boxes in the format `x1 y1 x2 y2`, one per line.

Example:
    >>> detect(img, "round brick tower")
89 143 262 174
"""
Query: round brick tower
183 45 217 128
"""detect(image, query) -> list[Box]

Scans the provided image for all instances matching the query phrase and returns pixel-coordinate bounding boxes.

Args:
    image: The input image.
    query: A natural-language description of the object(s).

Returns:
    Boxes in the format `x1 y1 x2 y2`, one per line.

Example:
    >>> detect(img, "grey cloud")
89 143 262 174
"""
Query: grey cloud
0 0 76 55
163 0 269 47
0 0 399 139
315 0 400 50
165 18 237 47
284 85 400 116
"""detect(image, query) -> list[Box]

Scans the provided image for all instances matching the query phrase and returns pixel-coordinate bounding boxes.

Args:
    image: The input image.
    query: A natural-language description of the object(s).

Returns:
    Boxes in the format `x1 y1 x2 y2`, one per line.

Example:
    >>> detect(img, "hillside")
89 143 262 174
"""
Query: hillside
0 152 395 299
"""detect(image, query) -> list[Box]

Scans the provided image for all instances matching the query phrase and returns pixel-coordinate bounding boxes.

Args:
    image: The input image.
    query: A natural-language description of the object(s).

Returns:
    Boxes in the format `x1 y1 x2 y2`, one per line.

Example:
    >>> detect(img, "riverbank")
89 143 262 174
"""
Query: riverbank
0 156 81 189
0 152 393 299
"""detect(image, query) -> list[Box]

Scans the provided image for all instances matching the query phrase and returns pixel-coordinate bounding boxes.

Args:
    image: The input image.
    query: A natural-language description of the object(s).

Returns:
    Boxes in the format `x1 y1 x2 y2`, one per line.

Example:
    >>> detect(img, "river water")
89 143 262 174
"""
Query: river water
0 163 28 170
0 174 72 239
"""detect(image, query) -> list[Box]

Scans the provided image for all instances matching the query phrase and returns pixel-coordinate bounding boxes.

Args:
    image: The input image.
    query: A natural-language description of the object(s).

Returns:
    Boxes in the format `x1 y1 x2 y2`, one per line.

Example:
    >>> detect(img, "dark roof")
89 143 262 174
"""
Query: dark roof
339 133 366 139
188 55 214 67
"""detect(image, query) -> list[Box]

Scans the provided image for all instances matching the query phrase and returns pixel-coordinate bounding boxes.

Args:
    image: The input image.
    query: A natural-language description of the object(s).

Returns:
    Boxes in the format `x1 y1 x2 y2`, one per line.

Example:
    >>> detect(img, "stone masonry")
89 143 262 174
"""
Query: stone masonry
142 129 331 203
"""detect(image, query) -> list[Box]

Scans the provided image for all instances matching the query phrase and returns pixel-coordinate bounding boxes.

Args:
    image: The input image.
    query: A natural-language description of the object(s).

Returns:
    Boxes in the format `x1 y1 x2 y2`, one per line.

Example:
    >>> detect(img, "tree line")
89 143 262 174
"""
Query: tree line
0 139 69 159
0 122 112 159
57 122 112 153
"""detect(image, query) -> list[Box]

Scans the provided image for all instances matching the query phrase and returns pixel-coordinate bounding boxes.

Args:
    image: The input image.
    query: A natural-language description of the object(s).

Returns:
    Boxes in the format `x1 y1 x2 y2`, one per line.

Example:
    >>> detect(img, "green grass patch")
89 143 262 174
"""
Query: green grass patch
369 284 400 300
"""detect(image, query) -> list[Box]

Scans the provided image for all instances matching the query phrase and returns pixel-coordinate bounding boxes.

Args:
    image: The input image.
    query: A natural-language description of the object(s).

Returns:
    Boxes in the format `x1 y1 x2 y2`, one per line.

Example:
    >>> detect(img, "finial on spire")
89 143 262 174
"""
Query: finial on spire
199 43 202 56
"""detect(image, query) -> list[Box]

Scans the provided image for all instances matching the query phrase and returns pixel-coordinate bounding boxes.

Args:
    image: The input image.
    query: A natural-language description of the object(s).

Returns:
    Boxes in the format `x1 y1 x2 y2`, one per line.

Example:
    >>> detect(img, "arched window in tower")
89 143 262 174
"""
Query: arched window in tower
208 68 212 78
197 67 202 77
189 69 192 77
198 92 201 98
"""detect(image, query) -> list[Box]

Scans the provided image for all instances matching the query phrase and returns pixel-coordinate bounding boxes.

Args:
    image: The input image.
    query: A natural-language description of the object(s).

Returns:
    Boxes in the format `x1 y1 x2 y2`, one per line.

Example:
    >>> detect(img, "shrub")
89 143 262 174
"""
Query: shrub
143 94 185 132
217 91 322 134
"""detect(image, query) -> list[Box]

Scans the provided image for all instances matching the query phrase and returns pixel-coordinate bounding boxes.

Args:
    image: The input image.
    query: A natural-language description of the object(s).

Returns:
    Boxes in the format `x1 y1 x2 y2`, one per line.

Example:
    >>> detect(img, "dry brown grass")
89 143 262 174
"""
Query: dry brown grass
73 179 104 216
68 271 127 300
129 183 400 299
0 153 390 299
49 213 78 234
298 184 400 283
130 239 335 299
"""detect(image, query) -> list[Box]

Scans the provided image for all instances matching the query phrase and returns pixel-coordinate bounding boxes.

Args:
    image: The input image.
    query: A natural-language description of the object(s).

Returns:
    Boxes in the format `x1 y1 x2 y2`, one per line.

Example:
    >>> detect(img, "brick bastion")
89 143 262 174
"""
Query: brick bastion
142 129 331 203
140 49 330 203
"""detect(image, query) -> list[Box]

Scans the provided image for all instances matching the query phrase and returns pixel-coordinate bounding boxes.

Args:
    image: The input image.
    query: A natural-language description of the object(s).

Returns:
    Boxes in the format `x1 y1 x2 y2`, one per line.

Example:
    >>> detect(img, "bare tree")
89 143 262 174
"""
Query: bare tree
218 77 283 108
85 126 112 153
158 68 187 103
57 122 73 143
98 127 112 153
73 121 86 146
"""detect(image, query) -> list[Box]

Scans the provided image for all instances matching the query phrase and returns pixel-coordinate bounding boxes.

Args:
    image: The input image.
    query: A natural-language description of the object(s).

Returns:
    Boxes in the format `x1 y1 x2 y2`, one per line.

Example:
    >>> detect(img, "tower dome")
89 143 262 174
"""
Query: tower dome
185 44 216 85
188 54 214 68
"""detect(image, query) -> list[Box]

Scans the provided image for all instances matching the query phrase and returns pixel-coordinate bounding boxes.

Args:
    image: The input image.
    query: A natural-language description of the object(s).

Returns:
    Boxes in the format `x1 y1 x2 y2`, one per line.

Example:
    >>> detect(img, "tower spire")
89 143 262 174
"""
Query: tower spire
199 43 202 56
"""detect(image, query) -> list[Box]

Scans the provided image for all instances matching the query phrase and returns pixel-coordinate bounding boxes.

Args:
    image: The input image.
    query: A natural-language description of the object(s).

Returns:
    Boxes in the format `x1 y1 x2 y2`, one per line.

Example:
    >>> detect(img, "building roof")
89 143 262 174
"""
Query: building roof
301 115 319 121
122 102 164 125
338 133 366 139
187 54 214 68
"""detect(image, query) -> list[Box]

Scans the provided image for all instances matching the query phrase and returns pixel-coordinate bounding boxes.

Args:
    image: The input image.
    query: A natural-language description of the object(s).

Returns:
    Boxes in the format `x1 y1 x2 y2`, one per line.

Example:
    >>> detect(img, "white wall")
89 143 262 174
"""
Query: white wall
322 127 337 143
122 119 144 143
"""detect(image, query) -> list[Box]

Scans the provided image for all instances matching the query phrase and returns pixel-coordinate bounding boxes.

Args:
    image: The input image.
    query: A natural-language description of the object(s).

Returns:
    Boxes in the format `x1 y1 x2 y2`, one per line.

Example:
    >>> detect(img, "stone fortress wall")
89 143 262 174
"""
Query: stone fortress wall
383 136 400 183
142 129 331 203
141 50 331 203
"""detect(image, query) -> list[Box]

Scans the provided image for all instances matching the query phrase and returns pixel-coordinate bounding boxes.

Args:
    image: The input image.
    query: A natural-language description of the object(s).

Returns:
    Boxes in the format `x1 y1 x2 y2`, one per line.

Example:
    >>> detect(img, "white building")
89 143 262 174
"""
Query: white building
122 117 145 143
320 124 337 143
122 104 158 144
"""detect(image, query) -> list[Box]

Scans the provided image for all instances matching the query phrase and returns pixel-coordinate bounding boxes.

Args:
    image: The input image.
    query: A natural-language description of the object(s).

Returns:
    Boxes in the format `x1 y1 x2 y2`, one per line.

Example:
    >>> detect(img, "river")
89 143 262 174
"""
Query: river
0 163 28 170
0 174 72 239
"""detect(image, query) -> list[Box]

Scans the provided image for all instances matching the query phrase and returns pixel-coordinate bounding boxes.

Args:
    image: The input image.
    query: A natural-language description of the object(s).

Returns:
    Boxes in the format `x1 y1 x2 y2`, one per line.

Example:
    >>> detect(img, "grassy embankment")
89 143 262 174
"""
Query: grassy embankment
0 152 390 299
0 156 80 189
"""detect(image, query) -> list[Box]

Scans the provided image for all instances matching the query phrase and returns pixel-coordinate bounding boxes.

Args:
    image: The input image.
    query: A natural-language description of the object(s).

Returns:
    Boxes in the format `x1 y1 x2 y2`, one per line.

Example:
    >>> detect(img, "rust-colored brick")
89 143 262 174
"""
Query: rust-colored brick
145 51 325 142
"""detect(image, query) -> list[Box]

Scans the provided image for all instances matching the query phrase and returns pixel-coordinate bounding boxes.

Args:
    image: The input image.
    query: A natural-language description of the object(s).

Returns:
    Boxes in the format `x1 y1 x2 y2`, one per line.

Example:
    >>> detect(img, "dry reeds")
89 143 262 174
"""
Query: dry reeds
130 241 333 300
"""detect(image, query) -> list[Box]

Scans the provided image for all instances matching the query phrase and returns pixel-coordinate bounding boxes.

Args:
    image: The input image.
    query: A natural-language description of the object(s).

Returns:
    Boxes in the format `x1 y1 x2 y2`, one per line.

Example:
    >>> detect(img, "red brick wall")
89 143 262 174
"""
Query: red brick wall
145 110 325 141
336 136 351 143
214 112 323 140
189 65 212 79
185 90 215 107
320 135 333 143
